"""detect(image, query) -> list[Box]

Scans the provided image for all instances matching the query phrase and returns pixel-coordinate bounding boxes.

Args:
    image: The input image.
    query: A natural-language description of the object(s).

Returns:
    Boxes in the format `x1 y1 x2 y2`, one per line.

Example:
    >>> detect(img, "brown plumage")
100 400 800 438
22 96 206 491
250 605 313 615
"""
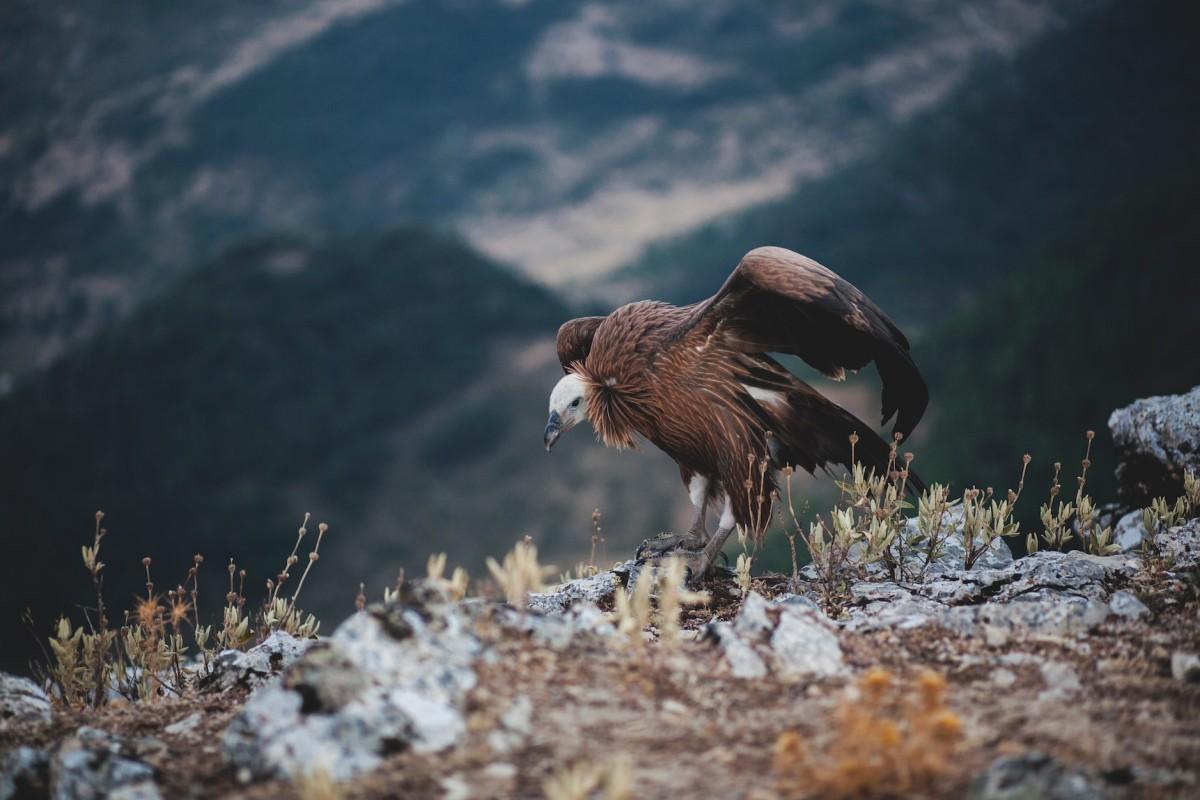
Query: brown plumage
547 246 927 566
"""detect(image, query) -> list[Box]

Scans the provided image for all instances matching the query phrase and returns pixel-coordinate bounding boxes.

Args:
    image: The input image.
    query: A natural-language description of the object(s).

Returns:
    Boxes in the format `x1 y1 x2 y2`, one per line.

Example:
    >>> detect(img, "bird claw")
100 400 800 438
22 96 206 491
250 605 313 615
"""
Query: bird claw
631 534 712 587
635 530 707 561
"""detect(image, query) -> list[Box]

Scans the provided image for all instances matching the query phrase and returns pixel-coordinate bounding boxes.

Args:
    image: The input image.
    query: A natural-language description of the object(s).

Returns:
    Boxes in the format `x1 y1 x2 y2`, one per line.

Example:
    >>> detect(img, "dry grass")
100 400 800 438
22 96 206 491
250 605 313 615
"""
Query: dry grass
43 511 331 706
773 669 963 800
486 536 556 610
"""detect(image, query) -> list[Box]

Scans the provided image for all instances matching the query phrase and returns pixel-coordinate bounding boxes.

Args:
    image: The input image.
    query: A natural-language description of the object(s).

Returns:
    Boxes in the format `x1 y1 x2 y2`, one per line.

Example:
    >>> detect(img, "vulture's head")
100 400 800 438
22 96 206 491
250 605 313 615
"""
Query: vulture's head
545 372 588 451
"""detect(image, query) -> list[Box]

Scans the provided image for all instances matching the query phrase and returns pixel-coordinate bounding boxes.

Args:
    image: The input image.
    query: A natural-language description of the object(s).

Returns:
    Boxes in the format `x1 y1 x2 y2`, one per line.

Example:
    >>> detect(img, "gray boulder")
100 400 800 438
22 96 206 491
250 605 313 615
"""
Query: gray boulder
50 727 161 800
527 569 620 614
844 548 1137 637
904 507 1015 575
707 592 843 679
1113 510 1145 553
201 629 313 692
224 585 482 782
0 673 52 730
0 747 50 800
1156 518 1200 570
1108 590 1149 620
970 752 1118 799
1109 385 1200 506
1171 652 1200 683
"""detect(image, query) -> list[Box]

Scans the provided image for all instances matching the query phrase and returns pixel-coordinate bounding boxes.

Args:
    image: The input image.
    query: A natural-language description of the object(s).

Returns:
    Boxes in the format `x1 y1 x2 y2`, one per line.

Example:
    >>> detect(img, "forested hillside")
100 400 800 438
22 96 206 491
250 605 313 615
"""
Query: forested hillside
619 1 1197 325
0 230 568 668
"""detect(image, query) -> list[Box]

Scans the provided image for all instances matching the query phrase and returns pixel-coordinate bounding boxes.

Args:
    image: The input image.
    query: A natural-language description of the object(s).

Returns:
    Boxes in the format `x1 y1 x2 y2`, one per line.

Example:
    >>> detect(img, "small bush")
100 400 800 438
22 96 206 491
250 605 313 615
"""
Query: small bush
773 668 964 799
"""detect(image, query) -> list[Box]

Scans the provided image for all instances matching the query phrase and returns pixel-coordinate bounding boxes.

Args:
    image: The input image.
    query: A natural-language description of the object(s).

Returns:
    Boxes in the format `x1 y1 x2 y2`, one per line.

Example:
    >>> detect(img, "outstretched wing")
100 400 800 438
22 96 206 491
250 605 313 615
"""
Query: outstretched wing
679 246 928 438
555 316 605 372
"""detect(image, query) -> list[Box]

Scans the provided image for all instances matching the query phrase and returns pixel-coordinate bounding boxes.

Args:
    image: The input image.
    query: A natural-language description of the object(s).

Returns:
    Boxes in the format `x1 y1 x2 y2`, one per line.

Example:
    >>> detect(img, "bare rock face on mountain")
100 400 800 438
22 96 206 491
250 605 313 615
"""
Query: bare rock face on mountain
1109 384 1200 506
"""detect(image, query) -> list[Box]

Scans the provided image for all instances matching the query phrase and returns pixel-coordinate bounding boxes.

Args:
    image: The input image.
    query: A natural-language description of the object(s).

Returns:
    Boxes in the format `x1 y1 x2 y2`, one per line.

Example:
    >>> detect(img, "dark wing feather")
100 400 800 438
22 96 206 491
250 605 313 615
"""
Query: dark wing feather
681 246 928 438
555 316 605 372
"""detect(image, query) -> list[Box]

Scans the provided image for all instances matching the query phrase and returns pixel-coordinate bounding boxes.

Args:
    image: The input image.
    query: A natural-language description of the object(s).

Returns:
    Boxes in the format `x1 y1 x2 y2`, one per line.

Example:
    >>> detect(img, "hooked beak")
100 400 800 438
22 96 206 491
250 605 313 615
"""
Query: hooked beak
544 411 562 452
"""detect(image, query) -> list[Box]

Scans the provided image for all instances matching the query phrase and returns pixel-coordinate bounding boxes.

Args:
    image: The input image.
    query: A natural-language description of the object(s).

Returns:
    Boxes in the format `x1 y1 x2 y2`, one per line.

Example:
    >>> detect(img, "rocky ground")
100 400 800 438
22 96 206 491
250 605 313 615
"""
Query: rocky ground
3 390 1200 800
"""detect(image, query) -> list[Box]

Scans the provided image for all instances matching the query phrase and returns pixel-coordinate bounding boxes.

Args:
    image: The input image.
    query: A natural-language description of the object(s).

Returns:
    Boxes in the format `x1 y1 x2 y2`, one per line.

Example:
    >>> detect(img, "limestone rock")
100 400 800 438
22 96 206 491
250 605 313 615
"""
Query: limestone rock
501 602 614 651
1171 652 1200 683
0 672 52 730
1108 590 1149 620
202 630 313 692
714 627 769 679
905 507 1015 575
843 548 1134 637
1113 510 1145 553
709 592 842 679
1109 384 1200 506
50 727 161 800
223 586 480 782
527 569 621 615
970 752 1116 799
0 747 50 800
770 604 844 678
1156 518 1200 571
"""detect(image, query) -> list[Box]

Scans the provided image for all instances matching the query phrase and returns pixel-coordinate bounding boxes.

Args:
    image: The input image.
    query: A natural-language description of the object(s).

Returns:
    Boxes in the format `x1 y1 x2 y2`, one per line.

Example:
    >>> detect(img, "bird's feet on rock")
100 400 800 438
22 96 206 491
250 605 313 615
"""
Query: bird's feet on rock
635 530 706 560
629 531 714 587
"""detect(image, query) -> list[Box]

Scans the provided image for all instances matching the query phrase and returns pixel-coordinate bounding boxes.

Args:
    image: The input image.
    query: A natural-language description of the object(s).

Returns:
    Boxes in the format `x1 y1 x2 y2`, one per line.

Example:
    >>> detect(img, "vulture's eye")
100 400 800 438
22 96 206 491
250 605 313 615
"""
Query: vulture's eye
571 398 581 408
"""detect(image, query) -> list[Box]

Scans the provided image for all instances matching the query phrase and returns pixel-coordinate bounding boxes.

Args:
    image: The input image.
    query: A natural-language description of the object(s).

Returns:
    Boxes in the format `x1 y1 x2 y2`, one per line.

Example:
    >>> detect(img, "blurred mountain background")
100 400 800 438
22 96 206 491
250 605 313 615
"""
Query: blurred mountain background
2 0 1197 671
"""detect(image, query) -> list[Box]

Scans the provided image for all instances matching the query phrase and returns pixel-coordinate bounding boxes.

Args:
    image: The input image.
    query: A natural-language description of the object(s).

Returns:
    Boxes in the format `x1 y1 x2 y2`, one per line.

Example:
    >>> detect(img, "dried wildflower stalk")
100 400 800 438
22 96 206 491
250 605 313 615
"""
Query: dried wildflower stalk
655 557 709 643
486 537 554 610
47 510 332 707
426 552 470 600
614 567 653 648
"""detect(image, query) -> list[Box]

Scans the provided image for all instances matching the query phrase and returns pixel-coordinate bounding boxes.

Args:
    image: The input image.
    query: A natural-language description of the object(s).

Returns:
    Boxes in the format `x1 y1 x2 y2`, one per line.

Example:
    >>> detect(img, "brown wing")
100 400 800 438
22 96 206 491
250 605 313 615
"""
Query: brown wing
678 246 928 438
555 316 605 372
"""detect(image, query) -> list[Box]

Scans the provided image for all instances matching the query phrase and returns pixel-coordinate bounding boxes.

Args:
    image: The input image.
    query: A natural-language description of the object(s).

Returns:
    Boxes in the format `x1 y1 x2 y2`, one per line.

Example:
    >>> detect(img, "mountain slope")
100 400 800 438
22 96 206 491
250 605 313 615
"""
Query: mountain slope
615 0 1199 326
0 0 1077 377
0 229 629 670
916 187 1200 510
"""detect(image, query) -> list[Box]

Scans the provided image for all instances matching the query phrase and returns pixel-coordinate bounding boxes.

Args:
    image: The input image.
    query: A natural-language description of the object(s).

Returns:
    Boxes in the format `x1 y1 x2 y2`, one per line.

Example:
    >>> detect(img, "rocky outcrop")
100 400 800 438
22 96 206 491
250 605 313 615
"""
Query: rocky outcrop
0 727 162 800
221 580 617 783
969 752 1121 800
223 593 481 782
1109 385 1200 506
842 548 1133 638
706 593 844 679
200 630 313 693
527 569 621 614
0 673 51 731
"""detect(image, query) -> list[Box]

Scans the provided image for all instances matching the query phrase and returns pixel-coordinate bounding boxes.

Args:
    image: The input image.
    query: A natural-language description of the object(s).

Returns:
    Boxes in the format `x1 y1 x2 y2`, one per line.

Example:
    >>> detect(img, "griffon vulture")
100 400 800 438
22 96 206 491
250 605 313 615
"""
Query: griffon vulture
544 246 927 575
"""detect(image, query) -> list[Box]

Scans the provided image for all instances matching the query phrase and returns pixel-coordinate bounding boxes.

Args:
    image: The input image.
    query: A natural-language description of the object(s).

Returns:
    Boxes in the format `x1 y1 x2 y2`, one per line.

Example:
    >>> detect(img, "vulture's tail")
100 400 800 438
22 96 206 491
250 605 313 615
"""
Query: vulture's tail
768 382 926 497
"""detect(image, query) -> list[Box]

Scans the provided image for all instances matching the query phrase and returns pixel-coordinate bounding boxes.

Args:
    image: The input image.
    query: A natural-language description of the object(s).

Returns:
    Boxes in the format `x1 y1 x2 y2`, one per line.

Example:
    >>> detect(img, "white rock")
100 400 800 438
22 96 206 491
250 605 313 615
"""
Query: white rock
50 728 160 800
440 775 472 800
706 622 768 679
734 592 774 637
1108 590 1149 620
1037 661 1081 701
1114 510 1146 552
224 592 481 782
163 712 202 736
0 673 52 730
1110 385 1200 505
1171 652 1200 683
769 606 843 679
204 630 313 692
0 746 49 799
527 571 620 615
990 668 1017 688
